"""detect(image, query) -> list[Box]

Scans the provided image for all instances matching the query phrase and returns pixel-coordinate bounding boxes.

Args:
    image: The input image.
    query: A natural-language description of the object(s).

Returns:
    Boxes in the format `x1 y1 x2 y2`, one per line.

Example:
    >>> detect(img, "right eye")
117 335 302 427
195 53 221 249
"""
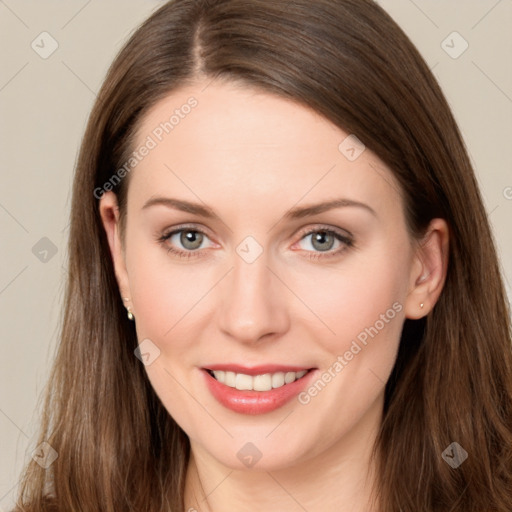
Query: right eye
157 225 215 259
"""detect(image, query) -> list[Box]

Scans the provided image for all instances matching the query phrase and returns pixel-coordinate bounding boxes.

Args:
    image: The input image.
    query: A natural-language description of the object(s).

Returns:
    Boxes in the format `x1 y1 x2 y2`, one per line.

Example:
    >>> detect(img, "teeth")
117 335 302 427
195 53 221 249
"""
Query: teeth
284 371 296 384
253 373 272 391
225 371 236 387
235 373 253 391
271 372 285 388
211 369 308 391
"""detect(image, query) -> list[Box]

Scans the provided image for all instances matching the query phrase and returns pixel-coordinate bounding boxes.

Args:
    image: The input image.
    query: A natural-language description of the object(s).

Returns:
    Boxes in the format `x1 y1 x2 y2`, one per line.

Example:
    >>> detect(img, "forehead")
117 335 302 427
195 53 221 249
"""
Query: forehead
128 80 403 221
137 80 342 160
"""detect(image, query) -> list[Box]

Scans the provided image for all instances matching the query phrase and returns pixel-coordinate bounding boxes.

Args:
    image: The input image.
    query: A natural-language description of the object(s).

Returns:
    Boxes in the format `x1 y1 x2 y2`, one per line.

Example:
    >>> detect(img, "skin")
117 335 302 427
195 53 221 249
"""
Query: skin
100 79 449 512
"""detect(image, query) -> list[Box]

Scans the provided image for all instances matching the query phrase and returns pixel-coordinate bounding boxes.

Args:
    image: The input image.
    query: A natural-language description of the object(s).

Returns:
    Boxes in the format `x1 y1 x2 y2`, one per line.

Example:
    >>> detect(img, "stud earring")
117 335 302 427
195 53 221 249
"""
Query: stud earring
420 303 424 309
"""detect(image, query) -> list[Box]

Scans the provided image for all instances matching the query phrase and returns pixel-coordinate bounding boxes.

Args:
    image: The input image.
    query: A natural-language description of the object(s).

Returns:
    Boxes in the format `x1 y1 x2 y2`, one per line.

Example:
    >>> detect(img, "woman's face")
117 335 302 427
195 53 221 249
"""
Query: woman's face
101 79 429 471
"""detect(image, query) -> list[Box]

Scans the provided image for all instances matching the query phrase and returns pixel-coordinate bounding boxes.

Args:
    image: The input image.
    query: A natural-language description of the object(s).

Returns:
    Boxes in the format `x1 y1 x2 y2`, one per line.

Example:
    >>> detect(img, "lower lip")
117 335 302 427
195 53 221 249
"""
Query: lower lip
202 369 316 415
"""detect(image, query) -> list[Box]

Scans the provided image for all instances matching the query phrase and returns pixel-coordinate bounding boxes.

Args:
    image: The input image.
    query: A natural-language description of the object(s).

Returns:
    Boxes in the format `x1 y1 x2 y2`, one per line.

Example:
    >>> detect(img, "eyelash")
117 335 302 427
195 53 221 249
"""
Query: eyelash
156 224 354 261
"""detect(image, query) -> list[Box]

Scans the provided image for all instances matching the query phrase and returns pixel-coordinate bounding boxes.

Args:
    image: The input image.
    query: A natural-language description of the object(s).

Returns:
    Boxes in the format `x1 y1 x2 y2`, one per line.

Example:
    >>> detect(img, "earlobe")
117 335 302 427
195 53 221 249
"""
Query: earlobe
404 218 449 319
98 191 132 304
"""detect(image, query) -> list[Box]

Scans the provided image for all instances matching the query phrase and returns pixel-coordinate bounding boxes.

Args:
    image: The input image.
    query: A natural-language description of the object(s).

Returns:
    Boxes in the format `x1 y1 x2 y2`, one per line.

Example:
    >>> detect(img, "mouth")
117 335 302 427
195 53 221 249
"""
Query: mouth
201 365 317 415
205 368 311 391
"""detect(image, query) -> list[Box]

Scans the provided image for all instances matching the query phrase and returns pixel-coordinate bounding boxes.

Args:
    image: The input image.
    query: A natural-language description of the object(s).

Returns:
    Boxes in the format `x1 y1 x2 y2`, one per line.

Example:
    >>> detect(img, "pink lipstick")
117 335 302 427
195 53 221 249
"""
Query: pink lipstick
202 364 316 415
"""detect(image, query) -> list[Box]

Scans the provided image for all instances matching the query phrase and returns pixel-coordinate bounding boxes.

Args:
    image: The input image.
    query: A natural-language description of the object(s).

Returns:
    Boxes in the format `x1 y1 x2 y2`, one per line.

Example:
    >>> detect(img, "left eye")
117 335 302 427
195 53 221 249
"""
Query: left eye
296 229 351 253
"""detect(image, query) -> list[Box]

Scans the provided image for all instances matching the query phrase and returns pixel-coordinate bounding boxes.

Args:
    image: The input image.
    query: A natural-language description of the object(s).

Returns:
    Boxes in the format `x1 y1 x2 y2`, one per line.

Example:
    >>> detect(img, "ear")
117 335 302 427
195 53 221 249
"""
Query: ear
98 191 132 311
404 218 449 319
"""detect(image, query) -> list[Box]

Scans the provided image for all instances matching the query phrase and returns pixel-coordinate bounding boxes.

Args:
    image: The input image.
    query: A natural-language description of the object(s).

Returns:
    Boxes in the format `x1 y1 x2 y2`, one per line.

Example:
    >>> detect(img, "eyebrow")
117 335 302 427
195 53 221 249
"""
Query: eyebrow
141 196 376 219
284 198 376 219
142 197 221 220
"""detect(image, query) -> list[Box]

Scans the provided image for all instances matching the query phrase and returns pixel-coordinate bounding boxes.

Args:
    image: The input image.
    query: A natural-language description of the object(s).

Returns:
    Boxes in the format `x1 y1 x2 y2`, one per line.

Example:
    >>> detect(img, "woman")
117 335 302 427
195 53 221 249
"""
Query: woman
13 0 512 511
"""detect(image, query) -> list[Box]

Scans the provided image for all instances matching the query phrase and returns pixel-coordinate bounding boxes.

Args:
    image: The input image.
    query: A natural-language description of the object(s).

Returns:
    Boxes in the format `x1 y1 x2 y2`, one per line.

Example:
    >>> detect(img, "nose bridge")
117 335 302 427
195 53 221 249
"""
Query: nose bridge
217 241 289 343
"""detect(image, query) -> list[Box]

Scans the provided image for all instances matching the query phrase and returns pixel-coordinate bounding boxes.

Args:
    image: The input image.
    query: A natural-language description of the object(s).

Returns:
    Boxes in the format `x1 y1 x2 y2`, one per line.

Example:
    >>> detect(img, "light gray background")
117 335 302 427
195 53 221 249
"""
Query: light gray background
1 1 511 509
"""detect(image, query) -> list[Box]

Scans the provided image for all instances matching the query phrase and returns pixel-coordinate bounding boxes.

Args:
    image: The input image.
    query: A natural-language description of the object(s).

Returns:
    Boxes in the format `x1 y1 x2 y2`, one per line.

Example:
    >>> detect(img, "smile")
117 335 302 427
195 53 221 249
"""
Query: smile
202 365 316 414
207 369 309 391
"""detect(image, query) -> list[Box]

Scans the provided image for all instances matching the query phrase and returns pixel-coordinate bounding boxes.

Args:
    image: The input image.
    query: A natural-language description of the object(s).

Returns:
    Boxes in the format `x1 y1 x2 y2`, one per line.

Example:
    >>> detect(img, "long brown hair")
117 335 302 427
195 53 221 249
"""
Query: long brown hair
14 1 512 510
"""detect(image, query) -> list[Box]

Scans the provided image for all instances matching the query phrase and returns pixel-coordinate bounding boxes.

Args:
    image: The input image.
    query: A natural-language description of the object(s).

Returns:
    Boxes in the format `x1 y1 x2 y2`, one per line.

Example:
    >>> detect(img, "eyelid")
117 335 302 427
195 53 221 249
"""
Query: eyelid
159 223 213 240
293 223 354 241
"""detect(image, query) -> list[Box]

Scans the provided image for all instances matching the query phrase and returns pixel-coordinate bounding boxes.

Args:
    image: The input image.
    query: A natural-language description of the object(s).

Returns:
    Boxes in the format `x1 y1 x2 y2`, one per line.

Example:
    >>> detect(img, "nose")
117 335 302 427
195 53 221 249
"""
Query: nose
217 247 290 345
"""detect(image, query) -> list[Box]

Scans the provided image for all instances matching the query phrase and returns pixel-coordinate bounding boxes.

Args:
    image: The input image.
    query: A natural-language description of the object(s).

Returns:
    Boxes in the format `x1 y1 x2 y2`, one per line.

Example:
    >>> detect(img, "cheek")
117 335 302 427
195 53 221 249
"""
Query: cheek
124 241 217 434
285 246 409 450
125 233 215 344
288 236 411 358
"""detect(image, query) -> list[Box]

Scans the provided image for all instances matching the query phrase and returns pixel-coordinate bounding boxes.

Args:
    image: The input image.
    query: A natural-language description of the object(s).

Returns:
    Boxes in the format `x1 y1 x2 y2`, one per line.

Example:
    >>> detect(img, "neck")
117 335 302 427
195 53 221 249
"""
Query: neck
184 393 384 512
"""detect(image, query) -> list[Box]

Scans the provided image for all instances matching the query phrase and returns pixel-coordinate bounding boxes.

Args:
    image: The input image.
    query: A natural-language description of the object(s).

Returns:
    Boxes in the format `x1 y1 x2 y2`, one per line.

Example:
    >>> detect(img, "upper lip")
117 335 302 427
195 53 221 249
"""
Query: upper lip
203 364 314 375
